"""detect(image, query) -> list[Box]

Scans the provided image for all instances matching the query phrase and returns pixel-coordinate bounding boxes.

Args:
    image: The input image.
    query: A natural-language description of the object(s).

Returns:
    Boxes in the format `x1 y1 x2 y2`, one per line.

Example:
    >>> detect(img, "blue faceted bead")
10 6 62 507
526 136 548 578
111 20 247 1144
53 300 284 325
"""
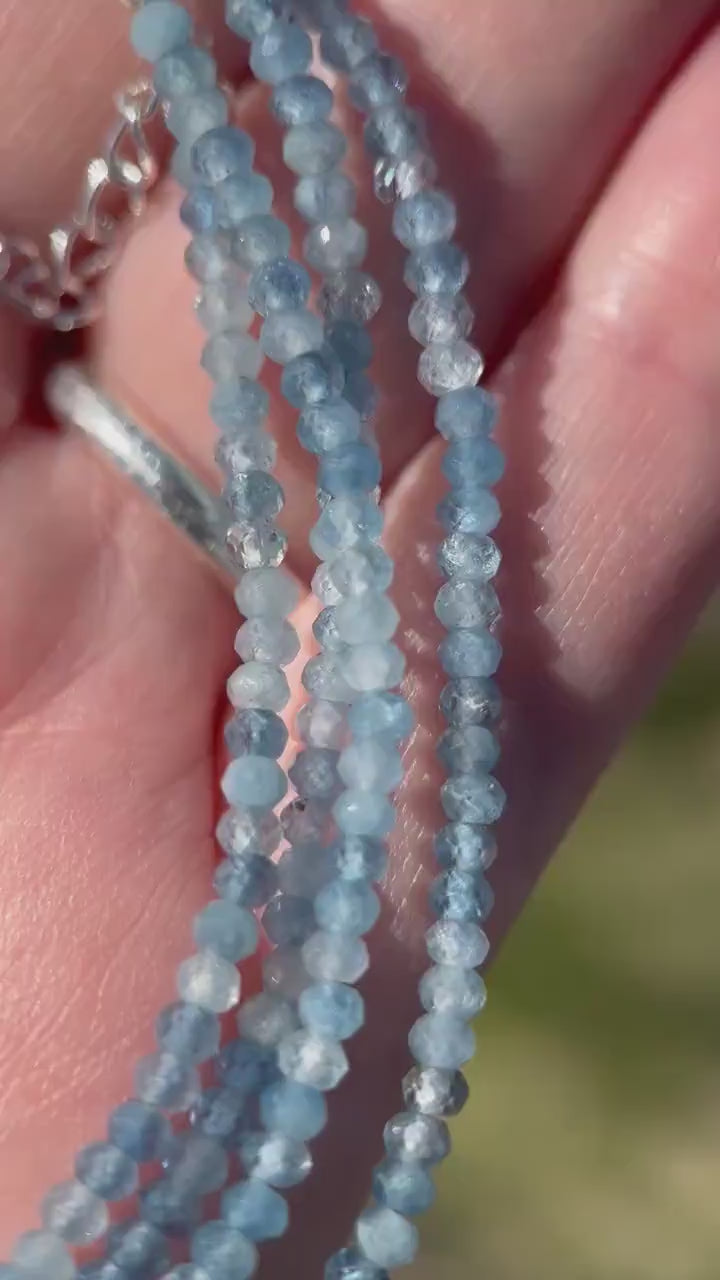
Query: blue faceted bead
154 44 217 98
372 1159 435 1216
356 1206 419 1269
108 1100 170 1163
193 899 258 962
297 397 361 454
281 347 345 407
426 919 490 969
277 842 333 897
434 822 497 872
435 579 500 629
135 1052 199 1113
437 724 500 773
191 1223 257 1280
318 442 381 496
271 73 333 124
294 172 357 223
222 756 286 809
313 606 344 652
289 747 341 800
226 0 289 39
393 191 457 250
325 1247 388 1280
191 126 254 185
155 1001 220 1063
180 186 217 235
320 14 377 70
437 488 501 536
221 1179 288 1241
162 1131 229 1197
325 321 373 372
75 1142 138 1201
215 172 274 229
442 438 505 487
239 1131 312 1188
262 893 316 946
348 52 407 112
130 2 192 61
302 930 369 983
347 692 414 742
364 103 426 159
330 835 388 882
259 1079 327 1140
106 1221 170 1278
314 877 380 935
233 215 291 270
166 89 229 146
435 386 498 440
299 981 364 1040
283 121 347 175
224 471 283 521
211 379 269 432
261 309 324 363
441 773 506 823
439 628 502 678
138 1182 200 1236
437 532 501 581
249 257 311 316
214 855 278 908
250 19 312 83
225 708 288 758
440 677 501 726
408 1013 475 1069
343 370 379 422
310 494 382 557
419 965 486 1018
190 1085 246 1146
334 789 395 838
430 868 495 924
217 1039 277 1094
404 242 469 296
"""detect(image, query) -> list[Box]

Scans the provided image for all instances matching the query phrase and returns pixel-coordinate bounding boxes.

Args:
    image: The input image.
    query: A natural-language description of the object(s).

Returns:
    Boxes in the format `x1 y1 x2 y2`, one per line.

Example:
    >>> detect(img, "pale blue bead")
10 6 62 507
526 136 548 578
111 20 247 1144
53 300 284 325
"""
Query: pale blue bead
263 943 310 1000
349 52 407 111
185 233 232 283
250 20 312 83
282 795 333 844
237 992 299 1046
277 1028 349 1089
41 1182 108 1246
318 269 382 323
177 951 241 1014
227 660 290 712
314 877 380 934
356 1206 419 1269
134 1052 199 1112
215 173 274 229
330 835 388 882
437 532 500 580
226 0 288 39
442 438 505 487
420 965 486 1018
12 1232 75 1280
190 1086 246 1146
199 282 254 336
441 773 506 824
418 339 484 397
364 103 426 159
75 1142 138 1202
261 309 323 363
297 699 347 749
440 677 501 726
348 692 413 742
248 257 311 316
225 706 289 757
139 1182 200 1235
437 488 501 537
235 618 299 668
166 89 229 146
235 566 300 619
228 519 289 571
278 842 333 897
202 331 263 382
294 172 356 223
262 893 315 946
426 919 490 969
402 1064 469 1117
334 593 399 646
404 242 469 297
108 1101 170 1163
216 805 282 858
324 1247 386 1280
260 1079 327 1140
324 545 393 599
181 184 217 235
434 822 497 872
435 579 500 629
217 1039 276 1093
211 378 269 432
334 788 395 838
393 190 457 249
156 1001 220 1063
222 756 286 809
214 855 278 907
325 320 373 371
343 370 379 422
163 1132 229 1196
302 653 354 702
194 899 258 962
438 724 500 773
221 1179 288 1241
383 1111 450 1164
409 292 473 346
373 1160 435 1216
304 219 368 273
289 747 340 800
281 347 345 407
155 44 217 98
283 121 347 175
430 868 495 924
298 395 362 453
130 2 192 61
233 215 291 269
239 1131 312 1187
318 442 381 495
310 494 382 557
271 73 333 124
439 628 502 678
409 1013 475 1069
192 127 254 184
320 14 377 69
345 642 405 693
313 605 344 651
435 386 498 440
338 740 402 793
107 1221 169 1278
299 980 364 1040
191 1223 257 1280
302 929 369 982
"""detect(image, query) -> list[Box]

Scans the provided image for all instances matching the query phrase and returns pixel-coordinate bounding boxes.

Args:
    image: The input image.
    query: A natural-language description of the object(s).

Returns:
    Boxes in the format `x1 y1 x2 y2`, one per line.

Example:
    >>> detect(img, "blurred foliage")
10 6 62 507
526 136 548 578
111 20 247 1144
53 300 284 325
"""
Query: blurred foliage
415 628 720 1280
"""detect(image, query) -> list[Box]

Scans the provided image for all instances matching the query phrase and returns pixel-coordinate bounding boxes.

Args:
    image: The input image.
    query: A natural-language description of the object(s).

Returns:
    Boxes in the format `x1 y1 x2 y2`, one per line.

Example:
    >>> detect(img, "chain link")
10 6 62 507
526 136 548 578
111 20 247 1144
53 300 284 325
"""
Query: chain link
0 78 163 332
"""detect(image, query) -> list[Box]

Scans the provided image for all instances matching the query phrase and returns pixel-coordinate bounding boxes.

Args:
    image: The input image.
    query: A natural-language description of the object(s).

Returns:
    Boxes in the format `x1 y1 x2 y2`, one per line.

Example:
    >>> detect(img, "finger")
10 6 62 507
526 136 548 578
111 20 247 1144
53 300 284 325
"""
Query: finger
267 22 720 1274
95 0 715 581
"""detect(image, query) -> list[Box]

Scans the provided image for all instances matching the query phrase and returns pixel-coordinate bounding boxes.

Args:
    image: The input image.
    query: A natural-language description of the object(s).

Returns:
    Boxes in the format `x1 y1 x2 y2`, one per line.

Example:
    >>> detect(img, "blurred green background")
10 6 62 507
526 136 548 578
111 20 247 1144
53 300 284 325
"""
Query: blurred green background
414 622 720 1280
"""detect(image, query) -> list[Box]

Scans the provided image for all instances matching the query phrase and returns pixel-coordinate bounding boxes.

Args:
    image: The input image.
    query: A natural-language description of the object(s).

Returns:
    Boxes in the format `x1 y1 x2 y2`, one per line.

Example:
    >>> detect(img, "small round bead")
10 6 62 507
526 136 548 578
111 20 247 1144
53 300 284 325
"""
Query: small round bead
155 44 217 98
348 691 414 742
214 855 279 907
191 126 254 184
278 1029 349 1090
271 73 333 124
108 1100 171 1162
418 340 484 396
437 489 501 537
240 1132 311 1188
185 233 233 283
297 699 347 749
211 378 269 433
156 1001 220 1064
294 172 357 223
289 747 340 800
222 755 287 807
442 437 505 487
324 1248 386 1280
225 706 290 756
344 370 378 422
130 2 192 61
426 919 489 968
107 1221 169 1277
338 740 402 793
216 805 282 858
198 280 254 333
420 965 487 1017
138 1183 200 1236
283 121 347 175
323 544 393 598
318 269 382 323
181 186 218 237
318 442 381 496
438 532 501 580
177 950 241 1014
221 1179 288 1241
302 653 354 702
439 676 501 726
41 1182 108 1246
261 309 324 363
334 593 399 645
330 835 388 882
302 930 370 983
408 1013 475 1069
383 1111 450 1164
262 893 316 946
260 1079 328 1140
404 243 469 296
365 103 426 159
356 1206 419 1269
75 1142 137 1201
299 980 364 1040
408 293 473 346
393 190 457 249
349 51 407 111
310 494 382 557
281 796 332 843
430 868 495 923
227 521 288 571
226 0 287 39
194 899 259 962
224 473 283 525
304 219 368 273
238 992 298 1047
277 843 333 897
435 386 498 440
217 1039 276 1093
402 1065 470 1117
135 1051 200 1111
163 1131 229 1196
345 642 405 693
250 19 312 83
249 256 311 316
440 773 506 824
191 1223 257 1280
320 14 377 69
439 626 502 678
372 1159 436 1216
437 724 500 773
233 215 291 269
263 944 310 1001
12 1234 74 1280
299 397 362 454
202 331 263 382
314 877 380 934
168 89 229 151
325 319 373 372
227 660 290 713
282 347 345 407
235 565 300 619
215 172 274 229
435 579 500 629
435 822 497 872
190 1086 245 1145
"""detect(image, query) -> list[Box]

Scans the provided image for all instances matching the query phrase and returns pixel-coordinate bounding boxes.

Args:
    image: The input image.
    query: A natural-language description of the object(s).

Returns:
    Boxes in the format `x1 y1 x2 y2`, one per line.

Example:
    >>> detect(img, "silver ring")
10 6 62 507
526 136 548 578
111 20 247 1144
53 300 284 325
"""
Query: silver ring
45 362 233 579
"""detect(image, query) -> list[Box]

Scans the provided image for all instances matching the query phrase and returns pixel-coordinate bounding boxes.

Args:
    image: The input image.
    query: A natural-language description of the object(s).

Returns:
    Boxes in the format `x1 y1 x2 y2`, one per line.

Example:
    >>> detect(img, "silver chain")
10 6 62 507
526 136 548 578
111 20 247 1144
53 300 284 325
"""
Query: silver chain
0 78 163 332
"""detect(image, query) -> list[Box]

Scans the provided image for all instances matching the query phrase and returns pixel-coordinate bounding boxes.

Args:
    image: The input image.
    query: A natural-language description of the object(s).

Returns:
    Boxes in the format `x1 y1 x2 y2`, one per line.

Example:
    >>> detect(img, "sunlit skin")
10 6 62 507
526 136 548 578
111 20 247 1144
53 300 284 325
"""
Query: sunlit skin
1 0 720 1271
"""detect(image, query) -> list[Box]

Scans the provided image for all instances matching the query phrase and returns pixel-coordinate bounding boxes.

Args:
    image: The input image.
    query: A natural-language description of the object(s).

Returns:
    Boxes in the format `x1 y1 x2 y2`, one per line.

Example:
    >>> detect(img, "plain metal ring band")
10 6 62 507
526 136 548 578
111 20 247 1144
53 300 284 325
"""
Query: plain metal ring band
45 362 233 579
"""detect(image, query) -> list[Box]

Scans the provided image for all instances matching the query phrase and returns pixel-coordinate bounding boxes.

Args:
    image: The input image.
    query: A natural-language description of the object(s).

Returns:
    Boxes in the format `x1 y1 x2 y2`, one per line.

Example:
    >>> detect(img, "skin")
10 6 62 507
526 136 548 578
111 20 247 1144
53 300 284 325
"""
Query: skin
1 0 720 1270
